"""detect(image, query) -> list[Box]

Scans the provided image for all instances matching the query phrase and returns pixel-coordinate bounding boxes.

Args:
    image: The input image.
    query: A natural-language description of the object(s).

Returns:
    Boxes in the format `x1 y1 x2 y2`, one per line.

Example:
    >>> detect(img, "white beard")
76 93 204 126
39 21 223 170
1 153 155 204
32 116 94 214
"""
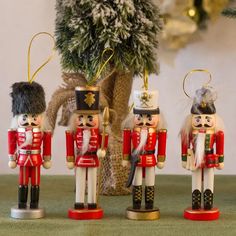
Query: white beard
20 130 33 148
132 128 148 155
81 129 91 155
194 132 206 168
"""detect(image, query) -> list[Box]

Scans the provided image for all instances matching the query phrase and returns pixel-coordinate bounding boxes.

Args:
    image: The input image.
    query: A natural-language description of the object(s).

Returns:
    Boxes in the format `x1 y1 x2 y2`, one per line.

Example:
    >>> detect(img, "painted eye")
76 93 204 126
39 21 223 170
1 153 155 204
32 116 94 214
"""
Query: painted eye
148 115 152 121
137 115 141 121
196 118 200 122
22 115 27 121
79 115 83 121
88 116 93 122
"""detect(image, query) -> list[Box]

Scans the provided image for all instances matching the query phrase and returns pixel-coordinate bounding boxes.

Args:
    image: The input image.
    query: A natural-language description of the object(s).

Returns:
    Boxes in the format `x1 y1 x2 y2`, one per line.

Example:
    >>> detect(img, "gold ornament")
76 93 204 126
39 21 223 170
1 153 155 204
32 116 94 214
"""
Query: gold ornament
84 92 95 107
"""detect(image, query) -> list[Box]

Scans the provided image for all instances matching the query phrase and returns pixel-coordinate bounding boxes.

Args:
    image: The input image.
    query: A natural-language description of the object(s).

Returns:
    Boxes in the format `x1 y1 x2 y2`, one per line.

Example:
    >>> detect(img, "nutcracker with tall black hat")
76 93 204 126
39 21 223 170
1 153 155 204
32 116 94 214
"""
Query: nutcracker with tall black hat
122 73 167 220
65 50 111 220
180 69 225 221
8 32 54 219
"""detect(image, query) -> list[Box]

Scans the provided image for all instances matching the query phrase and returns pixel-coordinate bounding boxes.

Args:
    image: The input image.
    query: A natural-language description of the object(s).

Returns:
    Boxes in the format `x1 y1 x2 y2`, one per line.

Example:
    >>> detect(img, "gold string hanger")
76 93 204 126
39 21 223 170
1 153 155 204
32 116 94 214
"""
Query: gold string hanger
183 69 212 99
88 48 114 86
142 68 149 91
27 32 55 84
129 68 149 113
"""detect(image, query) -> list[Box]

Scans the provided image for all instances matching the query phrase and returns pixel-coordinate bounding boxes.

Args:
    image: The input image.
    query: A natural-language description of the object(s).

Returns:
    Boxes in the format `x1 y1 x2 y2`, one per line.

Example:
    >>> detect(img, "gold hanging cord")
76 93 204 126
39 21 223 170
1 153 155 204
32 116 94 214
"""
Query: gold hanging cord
183 69 212 98
27 32 55 84
88 48 114 86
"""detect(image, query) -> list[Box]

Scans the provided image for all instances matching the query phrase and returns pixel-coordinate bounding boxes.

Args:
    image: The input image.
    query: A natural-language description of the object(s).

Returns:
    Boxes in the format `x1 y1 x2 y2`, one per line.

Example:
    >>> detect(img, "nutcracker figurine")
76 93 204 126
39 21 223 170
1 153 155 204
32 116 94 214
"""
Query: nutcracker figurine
8 81 52 219
180 69 224 221
65 86 109 220
122 89 167 220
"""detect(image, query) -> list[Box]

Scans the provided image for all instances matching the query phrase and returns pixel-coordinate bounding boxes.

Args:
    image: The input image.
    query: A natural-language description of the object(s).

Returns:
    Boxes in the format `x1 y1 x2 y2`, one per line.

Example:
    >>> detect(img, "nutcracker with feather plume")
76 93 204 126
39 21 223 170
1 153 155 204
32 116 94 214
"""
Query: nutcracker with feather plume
180 69 224 221
122 72 167 220
65 50 111 220
8 32 54 219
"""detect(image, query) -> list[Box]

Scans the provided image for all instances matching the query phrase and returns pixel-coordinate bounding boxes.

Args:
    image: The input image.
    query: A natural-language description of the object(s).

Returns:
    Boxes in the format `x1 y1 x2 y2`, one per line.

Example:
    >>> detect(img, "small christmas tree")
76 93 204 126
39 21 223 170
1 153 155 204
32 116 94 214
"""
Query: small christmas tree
55 0 161 79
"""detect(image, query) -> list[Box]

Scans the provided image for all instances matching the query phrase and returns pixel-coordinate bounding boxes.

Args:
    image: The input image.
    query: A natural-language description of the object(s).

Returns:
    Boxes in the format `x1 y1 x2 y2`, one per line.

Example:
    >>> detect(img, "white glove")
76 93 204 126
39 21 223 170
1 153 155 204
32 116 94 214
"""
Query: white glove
216 162 224 170
157 162 165 169
67 162 75 169
43 161 52 169
8 161 17 169
122 160 130 168
97 149 106 159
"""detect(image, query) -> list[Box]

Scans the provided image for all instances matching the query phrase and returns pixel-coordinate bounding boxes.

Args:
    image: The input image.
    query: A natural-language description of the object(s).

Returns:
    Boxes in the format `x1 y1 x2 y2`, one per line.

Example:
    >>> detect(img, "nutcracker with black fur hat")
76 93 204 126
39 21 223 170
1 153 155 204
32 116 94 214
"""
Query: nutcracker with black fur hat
122 70 167 220
180 69 225 221
65 49 112 220
8 32 55 219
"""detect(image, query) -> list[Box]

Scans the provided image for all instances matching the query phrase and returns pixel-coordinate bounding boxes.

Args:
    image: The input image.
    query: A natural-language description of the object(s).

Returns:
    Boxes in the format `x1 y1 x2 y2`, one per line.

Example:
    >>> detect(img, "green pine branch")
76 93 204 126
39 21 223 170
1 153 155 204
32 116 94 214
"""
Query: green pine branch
55 0 162 81
222 8 236 18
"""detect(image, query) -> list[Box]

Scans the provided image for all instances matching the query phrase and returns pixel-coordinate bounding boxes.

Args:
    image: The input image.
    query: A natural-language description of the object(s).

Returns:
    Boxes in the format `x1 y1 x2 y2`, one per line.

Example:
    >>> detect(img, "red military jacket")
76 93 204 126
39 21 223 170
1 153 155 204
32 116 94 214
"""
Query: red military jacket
65 128 108 168
181 129 224 168
8 127 52 166
123 127 167 167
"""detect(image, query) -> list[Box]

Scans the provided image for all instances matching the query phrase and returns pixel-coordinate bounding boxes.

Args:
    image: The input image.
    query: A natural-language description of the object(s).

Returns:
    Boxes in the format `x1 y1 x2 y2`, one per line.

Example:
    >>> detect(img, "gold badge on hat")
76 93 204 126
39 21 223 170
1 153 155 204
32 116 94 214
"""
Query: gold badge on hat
84 92 96 107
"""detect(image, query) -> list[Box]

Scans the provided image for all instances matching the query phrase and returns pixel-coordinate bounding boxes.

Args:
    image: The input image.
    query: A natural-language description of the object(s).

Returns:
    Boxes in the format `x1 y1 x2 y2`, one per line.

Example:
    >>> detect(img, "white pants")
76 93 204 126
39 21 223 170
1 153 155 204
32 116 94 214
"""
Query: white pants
192 168 214 192
132 167 155 186
75 167 97 204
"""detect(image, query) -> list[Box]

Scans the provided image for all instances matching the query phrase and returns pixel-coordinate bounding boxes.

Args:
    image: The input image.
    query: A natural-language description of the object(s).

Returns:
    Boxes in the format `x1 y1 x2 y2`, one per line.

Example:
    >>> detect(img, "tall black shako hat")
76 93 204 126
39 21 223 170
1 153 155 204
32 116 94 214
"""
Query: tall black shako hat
75 86 100 114
191 87 216 115
11 81 46 116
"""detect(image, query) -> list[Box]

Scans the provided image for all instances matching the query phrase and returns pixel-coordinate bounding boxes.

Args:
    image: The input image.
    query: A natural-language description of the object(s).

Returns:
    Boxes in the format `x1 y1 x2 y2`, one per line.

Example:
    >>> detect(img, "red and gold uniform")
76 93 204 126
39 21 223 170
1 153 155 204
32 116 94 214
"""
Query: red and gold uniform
123 128 167 167
181 130 224 169
8 127 52 186
66 128 108 167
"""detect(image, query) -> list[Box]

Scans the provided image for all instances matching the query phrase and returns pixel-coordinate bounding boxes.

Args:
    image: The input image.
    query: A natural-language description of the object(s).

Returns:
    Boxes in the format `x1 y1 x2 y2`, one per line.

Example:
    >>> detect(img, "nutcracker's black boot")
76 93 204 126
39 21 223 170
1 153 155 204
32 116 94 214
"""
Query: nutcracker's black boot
132 185 142 209
30 185 39 209
88 203 97 209
18 185 28 209
192 189 201 210
204 189 213 210
145 186 154 209
74 202 84 209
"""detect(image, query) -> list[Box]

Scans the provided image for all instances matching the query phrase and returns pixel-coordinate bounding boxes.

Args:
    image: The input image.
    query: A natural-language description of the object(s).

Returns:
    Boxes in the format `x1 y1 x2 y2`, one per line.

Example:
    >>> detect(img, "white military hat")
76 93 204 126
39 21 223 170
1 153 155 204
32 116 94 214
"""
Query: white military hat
133 90 160 114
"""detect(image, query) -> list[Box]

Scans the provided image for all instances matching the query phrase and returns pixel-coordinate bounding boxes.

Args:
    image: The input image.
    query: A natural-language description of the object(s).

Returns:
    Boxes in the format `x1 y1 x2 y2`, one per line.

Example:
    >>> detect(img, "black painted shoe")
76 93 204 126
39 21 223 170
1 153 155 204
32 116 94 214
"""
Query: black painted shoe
204 189 213 210
74 202 84 209
133 185 142 209
192 189 201 210
88 203 97 209
145 186 154 210
18 185 28 209
30 186 39 209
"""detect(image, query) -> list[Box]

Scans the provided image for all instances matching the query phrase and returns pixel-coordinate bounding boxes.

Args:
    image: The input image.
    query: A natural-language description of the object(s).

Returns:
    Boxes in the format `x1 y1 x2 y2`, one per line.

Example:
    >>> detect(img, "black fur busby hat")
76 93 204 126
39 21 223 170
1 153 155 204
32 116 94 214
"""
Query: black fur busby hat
191 87 216 115
11 81 46 116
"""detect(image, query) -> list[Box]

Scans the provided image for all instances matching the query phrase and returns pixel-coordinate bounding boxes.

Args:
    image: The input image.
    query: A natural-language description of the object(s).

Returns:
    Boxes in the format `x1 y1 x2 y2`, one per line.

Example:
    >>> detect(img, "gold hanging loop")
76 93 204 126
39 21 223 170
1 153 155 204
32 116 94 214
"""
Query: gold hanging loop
142 68 149 90
89 48 114 86
27 32 55 83
183 69 212 98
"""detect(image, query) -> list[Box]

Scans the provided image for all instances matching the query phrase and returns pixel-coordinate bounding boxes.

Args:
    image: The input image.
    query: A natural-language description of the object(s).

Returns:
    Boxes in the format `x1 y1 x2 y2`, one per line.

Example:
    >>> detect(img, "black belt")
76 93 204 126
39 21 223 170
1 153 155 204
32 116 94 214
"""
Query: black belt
139 150 155 155
84 151 97 155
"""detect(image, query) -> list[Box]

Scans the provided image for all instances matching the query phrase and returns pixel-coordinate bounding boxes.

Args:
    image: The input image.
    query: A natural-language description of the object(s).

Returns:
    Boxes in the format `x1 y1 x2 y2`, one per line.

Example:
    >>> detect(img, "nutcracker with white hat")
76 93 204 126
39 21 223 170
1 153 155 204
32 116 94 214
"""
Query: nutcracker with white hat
180 69 225 221
122 74 167 220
